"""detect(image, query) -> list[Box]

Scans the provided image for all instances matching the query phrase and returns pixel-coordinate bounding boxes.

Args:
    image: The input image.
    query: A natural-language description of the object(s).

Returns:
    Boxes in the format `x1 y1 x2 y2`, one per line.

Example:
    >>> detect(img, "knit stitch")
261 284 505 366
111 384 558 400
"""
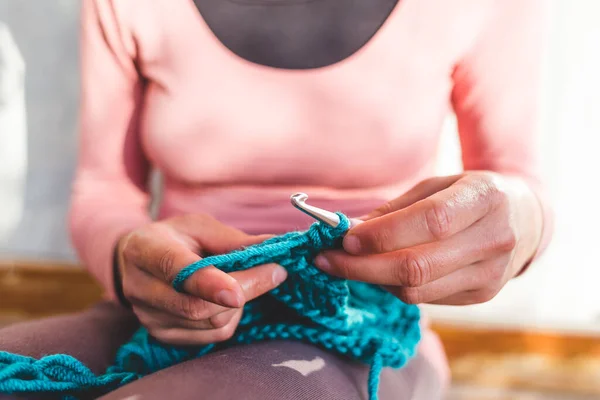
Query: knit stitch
0 213 421 400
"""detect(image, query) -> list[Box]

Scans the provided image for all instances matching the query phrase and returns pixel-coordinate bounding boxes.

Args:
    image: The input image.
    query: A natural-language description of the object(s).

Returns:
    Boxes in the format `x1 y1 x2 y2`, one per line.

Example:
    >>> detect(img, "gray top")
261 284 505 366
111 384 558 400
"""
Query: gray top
193 0 400 69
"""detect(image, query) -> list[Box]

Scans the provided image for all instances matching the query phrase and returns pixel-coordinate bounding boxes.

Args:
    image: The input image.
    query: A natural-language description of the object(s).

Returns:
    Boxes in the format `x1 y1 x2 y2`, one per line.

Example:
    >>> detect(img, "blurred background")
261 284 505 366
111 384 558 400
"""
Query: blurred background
0 1 78 259
1 1 599 399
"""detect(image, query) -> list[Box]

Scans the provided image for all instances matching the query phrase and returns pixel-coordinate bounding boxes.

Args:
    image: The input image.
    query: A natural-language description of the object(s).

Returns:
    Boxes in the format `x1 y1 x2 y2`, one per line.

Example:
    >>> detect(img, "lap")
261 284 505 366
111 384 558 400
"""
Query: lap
0 302 138 400
0 302 138 375
0 303 443 400
101 341 443 400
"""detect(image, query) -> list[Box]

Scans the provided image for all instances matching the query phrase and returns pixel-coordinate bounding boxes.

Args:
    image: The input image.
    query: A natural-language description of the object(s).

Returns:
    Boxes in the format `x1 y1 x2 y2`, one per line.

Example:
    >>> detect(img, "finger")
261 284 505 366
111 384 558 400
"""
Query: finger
385 256 510 305
165 216 274 304
361 175 461 220
126 259 287 319
123 223 245 307
180 263 287 309
345 175 501 254
136 304 238 330
125 265 235 319
317 213 514 286
427 288 502 306
151 309 243 346
228 263 288 302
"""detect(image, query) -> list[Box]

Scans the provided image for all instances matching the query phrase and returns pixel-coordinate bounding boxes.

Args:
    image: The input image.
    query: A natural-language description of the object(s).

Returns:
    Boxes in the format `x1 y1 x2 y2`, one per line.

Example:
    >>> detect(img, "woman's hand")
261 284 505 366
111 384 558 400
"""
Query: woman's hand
315 172 543 305
116 214 287 345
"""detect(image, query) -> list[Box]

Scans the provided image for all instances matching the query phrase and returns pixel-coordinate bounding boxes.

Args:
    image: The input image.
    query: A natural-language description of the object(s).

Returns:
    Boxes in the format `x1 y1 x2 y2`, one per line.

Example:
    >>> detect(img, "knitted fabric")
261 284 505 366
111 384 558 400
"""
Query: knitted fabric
0 213 421 400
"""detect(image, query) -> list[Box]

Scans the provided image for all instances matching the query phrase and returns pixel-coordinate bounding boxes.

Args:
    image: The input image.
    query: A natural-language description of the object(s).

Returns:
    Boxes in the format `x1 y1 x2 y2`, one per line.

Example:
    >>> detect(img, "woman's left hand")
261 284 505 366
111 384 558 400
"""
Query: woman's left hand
315 172 543 305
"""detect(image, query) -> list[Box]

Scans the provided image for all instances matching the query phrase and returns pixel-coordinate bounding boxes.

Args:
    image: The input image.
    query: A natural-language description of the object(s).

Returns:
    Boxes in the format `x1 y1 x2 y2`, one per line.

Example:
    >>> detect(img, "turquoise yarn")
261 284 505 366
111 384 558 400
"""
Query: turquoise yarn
0 213 421 400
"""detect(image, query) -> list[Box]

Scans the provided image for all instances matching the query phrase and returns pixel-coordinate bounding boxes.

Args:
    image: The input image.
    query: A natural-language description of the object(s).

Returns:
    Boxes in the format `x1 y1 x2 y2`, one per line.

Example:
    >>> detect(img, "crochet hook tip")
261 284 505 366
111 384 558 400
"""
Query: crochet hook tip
290 192 342 228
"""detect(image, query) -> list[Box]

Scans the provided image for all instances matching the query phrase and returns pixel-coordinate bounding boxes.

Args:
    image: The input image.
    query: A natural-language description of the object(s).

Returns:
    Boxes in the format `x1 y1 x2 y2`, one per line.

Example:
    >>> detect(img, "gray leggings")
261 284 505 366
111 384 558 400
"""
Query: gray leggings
0 302 443 400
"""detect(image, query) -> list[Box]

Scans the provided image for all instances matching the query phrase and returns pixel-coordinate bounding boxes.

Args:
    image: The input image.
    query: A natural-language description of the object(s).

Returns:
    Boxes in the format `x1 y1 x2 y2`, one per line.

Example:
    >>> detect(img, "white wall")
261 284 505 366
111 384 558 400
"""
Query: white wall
0 23 26 243
425 0 600 334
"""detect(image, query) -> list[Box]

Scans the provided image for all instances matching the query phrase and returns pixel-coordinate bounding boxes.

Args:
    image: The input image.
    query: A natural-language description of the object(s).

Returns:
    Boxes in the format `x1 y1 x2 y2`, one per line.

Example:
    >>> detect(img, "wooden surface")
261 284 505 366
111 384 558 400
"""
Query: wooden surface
1 261 599 396
0 260 103 319
435 324 600 396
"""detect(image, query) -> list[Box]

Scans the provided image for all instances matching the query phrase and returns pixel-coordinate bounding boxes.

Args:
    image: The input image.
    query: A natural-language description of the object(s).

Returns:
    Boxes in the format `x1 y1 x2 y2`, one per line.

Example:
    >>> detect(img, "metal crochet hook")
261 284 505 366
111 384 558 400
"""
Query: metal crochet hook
290 192 364 229
290 192 341 228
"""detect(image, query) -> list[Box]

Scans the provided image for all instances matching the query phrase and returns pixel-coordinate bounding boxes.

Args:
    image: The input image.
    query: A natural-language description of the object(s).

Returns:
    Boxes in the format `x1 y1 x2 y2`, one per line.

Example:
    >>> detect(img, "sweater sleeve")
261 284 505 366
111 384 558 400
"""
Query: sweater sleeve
69 0 152 299
450 0 553 268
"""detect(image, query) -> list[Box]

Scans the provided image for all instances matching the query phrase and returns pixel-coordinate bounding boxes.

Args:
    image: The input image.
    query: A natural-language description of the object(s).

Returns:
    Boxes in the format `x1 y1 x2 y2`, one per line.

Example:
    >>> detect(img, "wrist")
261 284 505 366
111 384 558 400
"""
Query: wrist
512 176 545 276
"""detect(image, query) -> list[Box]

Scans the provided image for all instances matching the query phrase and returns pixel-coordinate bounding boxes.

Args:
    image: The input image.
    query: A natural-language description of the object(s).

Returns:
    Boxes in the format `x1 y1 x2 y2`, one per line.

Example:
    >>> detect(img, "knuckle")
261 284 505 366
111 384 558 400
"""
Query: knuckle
158 247 178 283
209 312 232 329
495 228 517 252
122 284 141 304
121 232 140 265
483 262 507 284
425 199 452 240
149 328 171 343
470 287 500 304
371 226 395 253
178 297 208 321
479 174 509 209
333 258 353 280
398 287 422 305
134 310 155 330
375 201 394 217
416 177 437 190
213 321 237 342
398 250 430 287
250 272 278 296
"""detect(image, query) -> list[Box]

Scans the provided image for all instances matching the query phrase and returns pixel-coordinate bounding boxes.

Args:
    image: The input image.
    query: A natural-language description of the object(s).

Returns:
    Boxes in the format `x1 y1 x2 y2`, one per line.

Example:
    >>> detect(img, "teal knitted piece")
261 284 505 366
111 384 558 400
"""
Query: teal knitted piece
0 213 421 400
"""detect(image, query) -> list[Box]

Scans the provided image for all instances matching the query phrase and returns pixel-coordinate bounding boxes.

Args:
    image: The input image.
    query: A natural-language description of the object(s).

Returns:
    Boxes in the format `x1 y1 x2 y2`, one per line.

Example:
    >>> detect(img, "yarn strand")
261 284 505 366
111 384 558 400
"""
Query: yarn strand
368 352 384 400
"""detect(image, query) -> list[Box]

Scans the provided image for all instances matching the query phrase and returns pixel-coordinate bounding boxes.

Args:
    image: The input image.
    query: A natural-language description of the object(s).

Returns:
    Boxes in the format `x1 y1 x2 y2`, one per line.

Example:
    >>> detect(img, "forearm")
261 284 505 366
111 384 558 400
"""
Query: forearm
69 193 151 300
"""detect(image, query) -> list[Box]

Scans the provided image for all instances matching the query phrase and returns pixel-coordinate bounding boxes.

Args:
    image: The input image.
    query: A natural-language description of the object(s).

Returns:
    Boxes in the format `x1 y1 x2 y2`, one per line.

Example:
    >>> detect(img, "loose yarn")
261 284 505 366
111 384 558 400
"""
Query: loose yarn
0 213 421 400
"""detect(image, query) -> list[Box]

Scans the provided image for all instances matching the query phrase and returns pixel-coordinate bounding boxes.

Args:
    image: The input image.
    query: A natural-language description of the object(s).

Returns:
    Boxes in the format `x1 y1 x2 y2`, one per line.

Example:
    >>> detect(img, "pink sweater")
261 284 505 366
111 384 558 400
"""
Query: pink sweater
70 0 551 385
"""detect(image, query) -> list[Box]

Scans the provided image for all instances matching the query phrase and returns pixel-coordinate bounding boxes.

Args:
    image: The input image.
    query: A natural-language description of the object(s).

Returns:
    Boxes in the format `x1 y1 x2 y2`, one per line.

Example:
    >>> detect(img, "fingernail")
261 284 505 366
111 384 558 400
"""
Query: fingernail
272 266 288 285
216 289 243 308
314 255 331 272
343 234 361 254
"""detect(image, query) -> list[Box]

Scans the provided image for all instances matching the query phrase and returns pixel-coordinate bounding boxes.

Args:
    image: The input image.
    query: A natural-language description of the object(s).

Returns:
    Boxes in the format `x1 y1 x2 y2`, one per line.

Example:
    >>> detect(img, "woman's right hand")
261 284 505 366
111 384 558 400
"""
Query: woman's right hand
116 214 288 346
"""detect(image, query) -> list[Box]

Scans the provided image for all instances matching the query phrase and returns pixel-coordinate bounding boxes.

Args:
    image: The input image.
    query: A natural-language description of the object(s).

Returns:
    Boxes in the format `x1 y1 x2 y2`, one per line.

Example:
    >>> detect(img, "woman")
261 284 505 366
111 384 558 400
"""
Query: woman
0 0 552 399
